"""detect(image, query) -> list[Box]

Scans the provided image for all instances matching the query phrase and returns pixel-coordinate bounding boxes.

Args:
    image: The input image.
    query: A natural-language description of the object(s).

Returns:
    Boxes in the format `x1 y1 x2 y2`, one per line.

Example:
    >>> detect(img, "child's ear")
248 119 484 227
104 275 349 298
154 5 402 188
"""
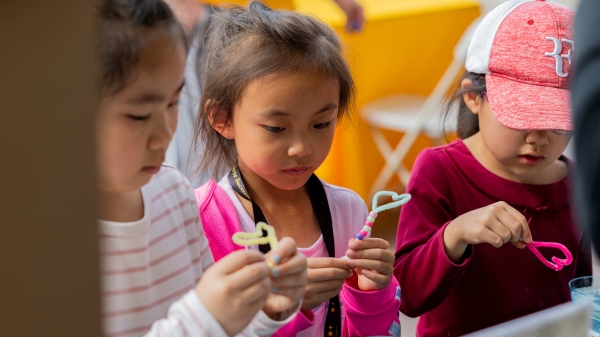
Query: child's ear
461 79 481 115
206 100 234 139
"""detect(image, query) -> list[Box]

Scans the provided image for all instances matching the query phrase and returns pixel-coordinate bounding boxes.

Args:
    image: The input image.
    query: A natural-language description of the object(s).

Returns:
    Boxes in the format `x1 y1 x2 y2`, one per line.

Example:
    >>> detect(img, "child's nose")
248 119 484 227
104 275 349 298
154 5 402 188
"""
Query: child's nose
525 130 550 146
288 136 312 157
148 112 176 150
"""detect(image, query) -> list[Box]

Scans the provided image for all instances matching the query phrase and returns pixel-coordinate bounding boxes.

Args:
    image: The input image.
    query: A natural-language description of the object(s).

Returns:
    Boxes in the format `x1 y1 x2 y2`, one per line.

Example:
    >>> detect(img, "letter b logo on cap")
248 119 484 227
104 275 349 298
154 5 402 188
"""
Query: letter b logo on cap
545 37 575 78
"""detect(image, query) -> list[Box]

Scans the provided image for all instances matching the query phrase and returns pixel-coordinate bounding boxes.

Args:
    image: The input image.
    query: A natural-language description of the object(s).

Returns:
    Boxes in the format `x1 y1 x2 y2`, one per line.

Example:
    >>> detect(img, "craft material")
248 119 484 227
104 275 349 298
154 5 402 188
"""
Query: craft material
355 191 411 240
232 221 279 251
527 241 573 271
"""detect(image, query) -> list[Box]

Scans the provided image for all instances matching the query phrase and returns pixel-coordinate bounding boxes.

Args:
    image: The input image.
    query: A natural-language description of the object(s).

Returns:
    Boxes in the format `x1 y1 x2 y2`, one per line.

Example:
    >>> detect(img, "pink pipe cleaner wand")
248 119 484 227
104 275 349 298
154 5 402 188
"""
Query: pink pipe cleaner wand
355 191 411 240
527 241 573 271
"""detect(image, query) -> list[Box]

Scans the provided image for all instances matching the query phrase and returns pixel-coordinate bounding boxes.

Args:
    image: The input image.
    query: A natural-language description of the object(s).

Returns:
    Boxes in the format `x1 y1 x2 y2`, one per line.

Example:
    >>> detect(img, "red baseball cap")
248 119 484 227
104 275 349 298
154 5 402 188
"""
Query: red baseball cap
465 0 575 131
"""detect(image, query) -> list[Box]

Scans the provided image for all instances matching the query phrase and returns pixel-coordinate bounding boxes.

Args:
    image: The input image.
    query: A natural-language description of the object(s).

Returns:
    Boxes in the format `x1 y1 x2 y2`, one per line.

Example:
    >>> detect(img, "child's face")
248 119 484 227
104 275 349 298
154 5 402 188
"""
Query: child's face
231 71 340 191
96 33 186 193
475 96 571 180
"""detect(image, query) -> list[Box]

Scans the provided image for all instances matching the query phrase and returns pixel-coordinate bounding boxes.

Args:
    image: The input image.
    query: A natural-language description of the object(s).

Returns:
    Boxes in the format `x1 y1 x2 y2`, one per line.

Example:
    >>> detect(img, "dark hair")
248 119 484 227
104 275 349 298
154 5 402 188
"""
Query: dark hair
193 1 355 178
96 0 188 94
444 72 486 139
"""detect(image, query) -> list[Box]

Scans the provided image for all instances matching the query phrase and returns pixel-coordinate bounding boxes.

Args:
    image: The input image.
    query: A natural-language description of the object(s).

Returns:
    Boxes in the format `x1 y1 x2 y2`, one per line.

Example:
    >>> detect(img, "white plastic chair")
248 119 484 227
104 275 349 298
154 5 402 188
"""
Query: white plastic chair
362 17 481 197
362 0 580 199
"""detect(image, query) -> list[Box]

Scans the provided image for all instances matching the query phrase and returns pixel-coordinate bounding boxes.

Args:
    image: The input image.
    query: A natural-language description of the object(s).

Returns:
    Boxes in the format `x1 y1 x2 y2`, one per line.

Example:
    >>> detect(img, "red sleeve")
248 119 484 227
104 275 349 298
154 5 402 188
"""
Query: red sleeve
393 148 473 317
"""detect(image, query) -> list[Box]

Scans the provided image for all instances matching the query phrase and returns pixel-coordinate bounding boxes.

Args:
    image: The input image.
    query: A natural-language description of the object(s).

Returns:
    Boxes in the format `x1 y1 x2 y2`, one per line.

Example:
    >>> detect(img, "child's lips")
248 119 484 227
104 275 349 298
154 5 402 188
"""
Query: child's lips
141 165 161 174
518 154 544 166
282 166 309 176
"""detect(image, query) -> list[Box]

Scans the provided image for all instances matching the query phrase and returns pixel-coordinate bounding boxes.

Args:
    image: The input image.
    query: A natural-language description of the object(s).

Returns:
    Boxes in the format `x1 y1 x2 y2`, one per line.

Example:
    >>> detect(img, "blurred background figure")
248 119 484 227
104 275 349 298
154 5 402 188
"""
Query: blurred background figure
333 0 365 33
573 0 600 255
164 0 212 188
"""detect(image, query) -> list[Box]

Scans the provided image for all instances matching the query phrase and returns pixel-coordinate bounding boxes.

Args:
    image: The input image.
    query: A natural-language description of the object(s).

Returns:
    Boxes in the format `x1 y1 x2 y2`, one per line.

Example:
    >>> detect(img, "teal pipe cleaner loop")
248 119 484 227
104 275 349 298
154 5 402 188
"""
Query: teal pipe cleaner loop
372 191 412 214
354 191 412 240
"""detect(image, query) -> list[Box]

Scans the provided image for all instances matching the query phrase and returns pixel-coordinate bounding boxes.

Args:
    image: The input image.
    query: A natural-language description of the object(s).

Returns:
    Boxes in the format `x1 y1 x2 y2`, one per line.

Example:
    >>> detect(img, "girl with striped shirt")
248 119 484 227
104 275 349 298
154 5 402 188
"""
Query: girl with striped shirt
95 1 307 336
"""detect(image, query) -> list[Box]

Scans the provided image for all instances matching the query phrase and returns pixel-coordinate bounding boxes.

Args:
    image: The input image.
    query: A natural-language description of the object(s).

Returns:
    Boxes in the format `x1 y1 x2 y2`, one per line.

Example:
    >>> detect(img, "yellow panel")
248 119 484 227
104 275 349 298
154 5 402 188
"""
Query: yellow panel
266 0 295 10
313 2 480 199
294 0 478 28
203 0 248 8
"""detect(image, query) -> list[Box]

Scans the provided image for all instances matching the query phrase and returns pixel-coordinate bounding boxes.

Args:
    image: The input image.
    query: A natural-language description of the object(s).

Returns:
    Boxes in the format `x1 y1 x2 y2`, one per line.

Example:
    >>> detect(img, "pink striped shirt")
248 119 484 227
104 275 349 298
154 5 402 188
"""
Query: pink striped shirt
100 165 294 337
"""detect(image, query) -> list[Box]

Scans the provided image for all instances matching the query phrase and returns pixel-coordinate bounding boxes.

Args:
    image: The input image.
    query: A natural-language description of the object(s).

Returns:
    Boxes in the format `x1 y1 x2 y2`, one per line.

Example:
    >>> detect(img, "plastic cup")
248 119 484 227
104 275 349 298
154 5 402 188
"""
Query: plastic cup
570 276 600 335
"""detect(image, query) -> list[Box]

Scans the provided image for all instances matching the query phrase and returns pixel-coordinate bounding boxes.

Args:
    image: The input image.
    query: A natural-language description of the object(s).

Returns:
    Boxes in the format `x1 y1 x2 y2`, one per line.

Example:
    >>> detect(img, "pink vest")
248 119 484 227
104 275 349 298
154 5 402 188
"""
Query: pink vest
195 179 402 337
194 179 243 262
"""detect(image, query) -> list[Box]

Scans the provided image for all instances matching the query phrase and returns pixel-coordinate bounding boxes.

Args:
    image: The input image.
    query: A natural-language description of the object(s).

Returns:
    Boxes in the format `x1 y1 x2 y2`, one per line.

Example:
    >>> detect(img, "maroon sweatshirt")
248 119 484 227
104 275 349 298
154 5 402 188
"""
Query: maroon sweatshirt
394 140 591 337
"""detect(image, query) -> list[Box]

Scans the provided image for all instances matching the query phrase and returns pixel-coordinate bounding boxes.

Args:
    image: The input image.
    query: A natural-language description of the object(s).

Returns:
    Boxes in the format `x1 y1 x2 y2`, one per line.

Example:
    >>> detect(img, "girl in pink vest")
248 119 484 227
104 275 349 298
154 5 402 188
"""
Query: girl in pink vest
192 2 401 336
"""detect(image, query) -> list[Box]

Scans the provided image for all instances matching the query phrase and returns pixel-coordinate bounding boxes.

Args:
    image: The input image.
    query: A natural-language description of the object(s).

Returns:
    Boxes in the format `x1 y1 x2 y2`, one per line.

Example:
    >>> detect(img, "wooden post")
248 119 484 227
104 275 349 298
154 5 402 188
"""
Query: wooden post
0 1 101 336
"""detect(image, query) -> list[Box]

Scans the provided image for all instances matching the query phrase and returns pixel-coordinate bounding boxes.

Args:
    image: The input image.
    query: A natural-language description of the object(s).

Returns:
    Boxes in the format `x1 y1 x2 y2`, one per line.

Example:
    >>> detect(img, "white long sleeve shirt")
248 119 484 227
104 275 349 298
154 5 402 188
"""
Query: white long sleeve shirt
100 165 295 337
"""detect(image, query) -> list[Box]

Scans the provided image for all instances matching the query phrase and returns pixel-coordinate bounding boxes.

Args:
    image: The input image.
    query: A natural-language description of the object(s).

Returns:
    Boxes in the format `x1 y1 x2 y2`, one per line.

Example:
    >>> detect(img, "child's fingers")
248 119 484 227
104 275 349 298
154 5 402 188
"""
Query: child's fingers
347 258 393 276
360 269 389 287
271 283 306 298
308 267 353 282
271 268 307 288
345 247 394 263
270 251 306 278
227 260 271 290
270 281 306 303
307 278 347 294
511 241 528 249
239 276 272 305
217 250 266 275
348 238 390 251
272 276 307 290
247 296 269 316
486 218 514 244
307 257 351 270
496 210 523 243
266 237 297 265
502 204 532 243
315 286 344 300
480 225 506 248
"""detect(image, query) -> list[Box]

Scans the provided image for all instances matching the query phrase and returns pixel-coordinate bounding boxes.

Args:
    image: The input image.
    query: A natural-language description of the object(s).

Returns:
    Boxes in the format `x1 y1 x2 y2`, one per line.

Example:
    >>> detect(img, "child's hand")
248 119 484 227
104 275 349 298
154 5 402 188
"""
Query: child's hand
346 238 395 291
195 250 271 337
444 201 533 263
262 237 308 320
302 257 353 310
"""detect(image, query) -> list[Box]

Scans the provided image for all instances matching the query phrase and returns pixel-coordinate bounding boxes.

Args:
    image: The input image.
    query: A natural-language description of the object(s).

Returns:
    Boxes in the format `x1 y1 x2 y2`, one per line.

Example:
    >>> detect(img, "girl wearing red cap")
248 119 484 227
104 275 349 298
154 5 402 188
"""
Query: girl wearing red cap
394 1 591 336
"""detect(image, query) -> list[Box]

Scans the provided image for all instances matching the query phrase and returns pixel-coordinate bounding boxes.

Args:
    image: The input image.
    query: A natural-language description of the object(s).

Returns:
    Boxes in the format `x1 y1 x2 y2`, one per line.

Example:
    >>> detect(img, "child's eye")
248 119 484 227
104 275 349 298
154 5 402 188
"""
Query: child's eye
168 100 179 108
127 114 151 121
314 121 332 129
264 126 285 134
